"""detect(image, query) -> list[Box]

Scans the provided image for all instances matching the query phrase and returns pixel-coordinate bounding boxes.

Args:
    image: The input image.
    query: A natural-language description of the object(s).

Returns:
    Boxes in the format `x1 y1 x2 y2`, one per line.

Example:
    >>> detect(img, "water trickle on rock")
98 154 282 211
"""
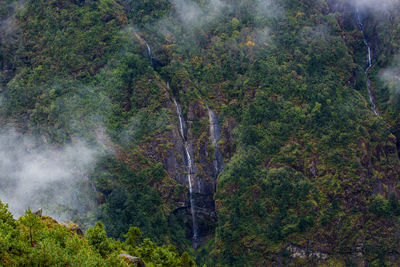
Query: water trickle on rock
356 8 378 116
145 42 152 61
135 34 153 64
170 87 198 241
206 104 224 179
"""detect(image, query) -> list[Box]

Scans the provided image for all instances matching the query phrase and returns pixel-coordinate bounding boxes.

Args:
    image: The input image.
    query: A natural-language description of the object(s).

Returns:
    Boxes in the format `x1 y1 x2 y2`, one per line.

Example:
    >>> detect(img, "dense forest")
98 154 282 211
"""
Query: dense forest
1 0 400 266
0 201 196 266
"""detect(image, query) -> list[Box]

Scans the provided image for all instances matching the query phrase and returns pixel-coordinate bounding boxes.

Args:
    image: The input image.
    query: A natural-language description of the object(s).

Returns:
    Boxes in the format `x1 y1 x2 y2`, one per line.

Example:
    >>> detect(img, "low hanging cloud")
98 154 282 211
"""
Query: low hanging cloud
0 130 99 222
350 0 398 11
0 80 111 223
0 0 25 42
380 57 400 100
253 27 271 45
256 0 283 19
171 0 227 30
381 68 400 90
300 24 332 45
172 0 203 27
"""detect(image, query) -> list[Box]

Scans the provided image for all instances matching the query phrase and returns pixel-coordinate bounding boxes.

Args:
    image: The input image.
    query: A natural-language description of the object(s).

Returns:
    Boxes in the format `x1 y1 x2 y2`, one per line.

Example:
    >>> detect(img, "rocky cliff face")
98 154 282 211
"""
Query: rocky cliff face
169 98 223 245
131 81 225 244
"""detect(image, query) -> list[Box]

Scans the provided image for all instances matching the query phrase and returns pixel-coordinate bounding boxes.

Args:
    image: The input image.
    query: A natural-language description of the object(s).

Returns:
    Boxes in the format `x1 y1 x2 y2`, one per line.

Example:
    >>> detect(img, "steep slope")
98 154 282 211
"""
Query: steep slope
0 201 196 266
1 0 400 266
207 1 400 266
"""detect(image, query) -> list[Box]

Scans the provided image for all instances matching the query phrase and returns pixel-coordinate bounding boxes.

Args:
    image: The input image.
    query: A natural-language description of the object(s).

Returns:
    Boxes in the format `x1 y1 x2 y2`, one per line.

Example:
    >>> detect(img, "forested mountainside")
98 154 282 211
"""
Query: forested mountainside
0 201 196 266
1 0 400 266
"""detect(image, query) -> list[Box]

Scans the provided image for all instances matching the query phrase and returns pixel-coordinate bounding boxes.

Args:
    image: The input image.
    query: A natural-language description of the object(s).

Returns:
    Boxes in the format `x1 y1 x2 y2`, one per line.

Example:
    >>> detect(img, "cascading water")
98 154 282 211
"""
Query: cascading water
135 34 152 63
139 39 214 245
356 8 378 116
206 105 224 180
145 42 152 61
171 92 199 241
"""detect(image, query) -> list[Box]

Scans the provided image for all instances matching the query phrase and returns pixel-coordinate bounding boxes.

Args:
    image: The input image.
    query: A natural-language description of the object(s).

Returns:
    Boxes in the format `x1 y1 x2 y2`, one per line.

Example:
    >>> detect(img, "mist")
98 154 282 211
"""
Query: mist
380 56 400 102
171 0 227 30
0 0 284 226
0 0 25 41
256 0 283 19
0 79 110 225
0 130 100 224
350 0 398 11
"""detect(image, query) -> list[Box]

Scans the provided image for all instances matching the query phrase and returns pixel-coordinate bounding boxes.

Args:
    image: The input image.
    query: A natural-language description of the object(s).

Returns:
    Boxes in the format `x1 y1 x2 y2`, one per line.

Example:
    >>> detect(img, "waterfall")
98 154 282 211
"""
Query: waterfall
356 8 378 116
173 98 186 139
135 33 152 62
172 95 199 241
145 42 152 61
206 105 224 179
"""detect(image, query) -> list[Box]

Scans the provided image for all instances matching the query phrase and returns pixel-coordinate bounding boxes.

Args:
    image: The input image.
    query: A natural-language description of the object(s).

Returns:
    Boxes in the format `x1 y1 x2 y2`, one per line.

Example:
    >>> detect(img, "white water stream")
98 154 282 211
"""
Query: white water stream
171 93 198 240
356 9 378 116
142 39 199 240
145 42 152 61
206 105 224 178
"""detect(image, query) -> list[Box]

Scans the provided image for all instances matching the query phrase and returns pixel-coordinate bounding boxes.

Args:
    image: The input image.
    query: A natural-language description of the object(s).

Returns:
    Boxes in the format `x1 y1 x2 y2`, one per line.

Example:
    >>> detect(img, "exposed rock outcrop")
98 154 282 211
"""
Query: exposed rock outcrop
286 245 329 260
119 253 145 267
33 208 42 217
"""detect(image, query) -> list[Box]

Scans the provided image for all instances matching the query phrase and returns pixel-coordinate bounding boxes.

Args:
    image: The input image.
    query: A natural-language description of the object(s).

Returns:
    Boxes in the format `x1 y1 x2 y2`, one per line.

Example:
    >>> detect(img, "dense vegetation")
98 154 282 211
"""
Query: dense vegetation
1 0 400 266
0 201 196 266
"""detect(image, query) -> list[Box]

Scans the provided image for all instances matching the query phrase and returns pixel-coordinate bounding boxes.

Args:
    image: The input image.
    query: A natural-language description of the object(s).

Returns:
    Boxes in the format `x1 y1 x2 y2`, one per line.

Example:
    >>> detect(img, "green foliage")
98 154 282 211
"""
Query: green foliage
369 194 393 218
3 0 126 130
120 0 171 24
125 227 142 248
0 201 195 266
20 208 41 247
86 222 114 257
2 0 400 266
92 155 167 240
0 201 15 226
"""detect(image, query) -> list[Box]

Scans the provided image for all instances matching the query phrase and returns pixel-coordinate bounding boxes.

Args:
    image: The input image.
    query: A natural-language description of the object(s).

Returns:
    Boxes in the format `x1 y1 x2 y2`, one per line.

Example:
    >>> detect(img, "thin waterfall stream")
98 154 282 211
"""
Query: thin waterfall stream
206 104 224 180
135 33 153 64
141 35 200 241
356 8 378 116
169 84 199 241
145 42 152 62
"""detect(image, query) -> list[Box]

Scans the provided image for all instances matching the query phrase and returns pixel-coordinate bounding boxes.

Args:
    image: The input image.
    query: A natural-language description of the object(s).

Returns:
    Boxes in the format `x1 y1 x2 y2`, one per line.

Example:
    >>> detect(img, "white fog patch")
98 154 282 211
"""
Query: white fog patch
0 130 98 221
350 0 398 11
252 27 272 46
171 0 228 30
172 0 203 27
256 0 283 19
300 24 331 45
0 0 25 41
380 57 400 100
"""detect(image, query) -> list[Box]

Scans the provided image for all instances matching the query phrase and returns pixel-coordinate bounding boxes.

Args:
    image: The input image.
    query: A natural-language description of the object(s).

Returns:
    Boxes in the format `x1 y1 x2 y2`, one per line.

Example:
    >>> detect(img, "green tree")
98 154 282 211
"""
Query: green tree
20 208 40 247
125 226 142 248
86 222 113 258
